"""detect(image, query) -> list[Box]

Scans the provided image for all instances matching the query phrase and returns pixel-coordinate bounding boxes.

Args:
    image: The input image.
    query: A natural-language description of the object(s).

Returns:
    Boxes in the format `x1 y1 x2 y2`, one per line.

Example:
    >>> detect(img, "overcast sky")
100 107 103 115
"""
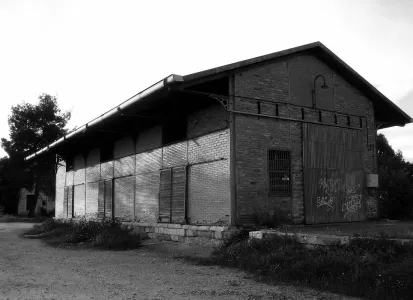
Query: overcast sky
1 0 412 161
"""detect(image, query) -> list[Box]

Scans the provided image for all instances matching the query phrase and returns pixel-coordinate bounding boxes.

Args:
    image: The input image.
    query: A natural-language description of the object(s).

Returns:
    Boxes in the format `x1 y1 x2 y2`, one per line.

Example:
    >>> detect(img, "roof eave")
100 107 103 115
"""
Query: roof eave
25 74 184 161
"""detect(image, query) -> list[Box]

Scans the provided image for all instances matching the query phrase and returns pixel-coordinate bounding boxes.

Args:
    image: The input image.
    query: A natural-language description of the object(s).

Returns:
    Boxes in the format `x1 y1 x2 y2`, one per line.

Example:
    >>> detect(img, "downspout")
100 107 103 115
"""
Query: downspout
25 74 183 161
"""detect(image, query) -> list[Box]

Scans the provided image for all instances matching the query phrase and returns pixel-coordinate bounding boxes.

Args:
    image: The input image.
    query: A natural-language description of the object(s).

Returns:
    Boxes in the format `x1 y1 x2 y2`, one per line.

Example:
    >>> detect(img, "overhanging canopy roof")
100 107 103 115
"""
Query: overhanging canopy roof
25 41 411 161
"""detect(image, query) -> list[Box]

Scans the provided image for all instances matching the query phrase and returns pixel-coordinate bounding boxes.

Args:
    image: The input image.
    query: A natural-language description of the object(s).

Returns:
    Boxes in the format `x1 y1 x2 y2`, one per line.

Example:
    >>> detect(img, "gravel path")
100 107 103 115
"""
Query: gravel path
0 222 359 300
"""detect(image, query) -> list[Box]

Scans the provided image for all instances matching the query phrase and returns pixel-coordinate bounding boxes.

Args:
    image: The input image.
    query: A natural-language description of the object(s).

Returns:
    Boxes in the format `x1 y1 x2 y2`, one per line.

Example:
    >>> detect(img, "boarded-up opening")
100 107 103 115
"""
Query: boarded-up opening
159 167 187 223
98 181 105 218
73 184 85 217
187 159 230 224
86 182 99 216
98 179 113 219
159 169 172 222
65 185 74 218
114 176 134 220
135 172 160 222
104 179 113 219
63 187 69 218
303 124 365 223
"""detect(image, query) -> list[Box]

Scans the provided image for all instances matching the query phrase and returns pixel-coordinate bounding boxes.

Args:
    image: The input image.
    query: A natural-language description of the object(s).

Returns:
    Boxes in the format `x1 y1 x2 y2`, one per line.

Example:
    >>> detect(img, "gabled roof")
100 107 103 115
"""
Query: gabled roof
25 42 411 161
183 41 410 126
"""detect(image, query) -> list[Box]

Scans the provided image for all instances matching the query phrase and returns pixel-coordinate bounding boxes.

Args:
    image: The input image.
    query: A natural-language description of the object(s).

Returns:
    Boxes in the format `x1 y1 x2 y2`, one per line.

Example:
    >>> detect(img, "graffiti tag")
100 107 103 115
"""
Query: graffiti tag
366 196 378 216
342 184 362 218
317 196 335 211
317 178 343 211
319 178 343 194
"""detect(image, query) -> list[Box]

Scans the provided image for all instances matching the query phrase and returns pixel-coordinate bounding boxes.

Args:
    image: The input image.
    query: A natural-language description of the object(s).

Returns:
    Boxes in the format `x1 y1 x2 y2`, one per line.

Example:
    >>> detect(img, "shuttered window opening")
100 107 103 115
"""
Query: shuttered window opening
63 186 69 218
66 185 74 218
171 167 186 224
97 179 113 219
159 169 172 222
105 179 113 219
73 184 85 217
159 166 187 223
268 150 291 196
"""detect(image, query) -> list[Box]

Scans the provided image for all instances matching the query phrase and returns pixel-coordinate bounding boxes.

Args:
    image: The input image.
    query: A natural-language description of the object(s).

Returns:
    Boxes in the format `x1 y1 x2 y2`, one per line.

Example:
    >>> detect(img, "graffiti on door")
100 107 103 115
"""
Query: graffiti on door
317 177 343 211
342 184 362 218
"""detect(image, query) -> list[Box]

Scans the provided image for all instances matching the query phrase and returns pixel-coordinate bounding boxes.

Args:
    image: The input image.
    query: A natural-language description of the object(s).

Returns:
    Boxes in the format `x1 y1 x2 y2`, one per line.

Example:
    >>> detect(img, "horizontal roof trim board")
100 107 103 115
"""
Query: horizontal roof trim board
25 42 411 161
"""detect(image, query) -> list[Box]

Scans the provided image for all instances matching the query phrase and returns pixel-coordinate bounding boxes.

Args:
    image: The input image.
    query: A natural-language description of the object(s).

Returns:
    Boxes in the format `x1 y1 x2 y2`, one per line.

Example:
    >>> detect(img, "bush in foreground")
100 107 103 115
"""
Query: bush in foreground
206 231 413 300
25 217 140 250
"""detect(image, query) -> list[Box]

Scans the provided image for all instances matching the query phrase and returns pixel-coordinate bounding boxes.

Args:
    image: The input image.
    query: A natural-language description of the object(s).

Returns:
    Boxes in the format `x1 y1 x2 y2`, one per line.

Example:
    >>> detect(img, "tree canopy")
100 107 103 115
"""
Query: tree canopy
1 94 70 156
0 94 70 214
377 133 413 219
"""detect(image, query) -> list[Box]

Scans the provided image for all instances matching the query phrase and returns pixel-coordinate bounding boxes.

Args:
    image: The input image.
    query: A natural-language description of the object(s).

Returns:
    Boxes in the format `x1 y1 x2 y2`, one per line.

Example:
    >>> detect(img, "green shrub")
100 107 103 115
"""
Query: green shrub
220 228 250 248
209 233 413 299
24 217 140 250
92 226 140 250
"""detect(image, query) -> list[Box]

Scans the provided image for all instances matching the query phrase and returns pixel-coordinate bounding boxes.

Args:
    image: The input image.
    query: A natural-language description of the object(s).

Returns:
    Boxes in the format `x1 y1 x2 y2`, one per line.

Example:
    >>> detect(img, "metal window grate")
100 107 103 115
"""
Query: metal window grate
268 150 291 195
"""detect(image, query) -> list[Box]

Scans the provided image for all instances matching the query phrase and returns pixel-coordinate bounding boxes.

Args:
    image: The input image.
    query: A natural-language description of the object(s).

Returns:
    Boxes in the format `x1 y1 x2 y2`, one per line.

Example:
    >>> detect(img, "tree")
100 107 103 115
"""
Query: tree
0 94 70 215
377 133 413 219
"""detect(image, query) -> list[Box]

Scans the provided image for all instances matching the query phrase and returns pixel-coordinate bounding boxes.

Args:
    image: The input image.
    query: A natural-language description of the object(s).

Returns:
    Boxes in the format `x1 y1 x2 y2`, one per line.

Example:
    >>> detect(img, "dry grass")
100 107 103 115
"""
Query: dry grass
278 221 413 240
197 230 413 300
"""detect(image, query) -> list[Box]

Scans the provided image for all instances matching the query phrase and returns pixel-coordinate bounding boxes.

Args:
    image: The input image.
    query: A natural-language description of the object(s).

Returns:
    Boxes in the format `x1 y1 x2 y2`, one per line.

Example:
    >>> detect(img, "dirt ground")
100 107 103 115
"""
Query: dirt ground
0 223 359 300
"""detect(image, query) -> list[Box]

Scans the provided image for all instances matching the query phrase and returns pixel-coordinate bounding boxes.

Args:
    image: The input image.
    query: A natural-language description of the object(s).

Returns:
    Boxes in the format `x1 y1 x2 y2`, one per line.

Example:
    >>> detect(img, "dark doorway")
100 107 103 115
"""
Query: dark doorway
26 195 37 217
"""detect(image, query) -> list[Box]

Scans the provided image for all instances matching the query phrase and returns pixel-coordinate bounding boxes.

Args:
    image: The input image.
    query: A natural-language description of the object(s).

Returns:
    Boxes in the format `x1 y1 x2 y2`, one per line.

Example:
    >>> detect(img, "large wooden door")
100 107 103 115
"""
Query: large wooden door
97 179 113 219
303 124 365 223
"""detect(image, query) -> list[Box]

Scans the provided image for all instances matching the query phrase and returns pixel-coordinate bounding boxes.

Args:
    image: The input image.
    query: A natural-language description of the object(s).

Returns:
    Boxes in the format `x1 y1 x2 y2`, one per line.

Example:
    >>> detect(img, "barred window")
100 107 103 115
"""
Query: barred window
268 149 291 195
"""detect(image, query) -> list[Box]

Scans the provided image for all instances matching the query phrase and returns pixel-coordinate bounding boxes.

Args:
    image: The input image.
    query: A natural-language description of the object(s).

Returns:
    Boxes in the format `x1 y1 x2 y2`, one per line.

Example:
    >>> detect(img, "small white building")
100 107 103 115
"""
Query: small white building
18 188 54 216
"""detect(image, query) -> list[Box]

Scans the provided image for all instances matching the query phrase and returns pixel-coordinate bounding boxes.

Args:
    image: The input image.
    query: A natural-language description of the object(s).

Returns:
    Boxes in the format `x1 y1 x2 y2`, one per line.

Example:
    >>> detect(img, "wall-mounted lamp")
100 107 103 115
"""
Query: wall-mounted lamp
311 75 329 109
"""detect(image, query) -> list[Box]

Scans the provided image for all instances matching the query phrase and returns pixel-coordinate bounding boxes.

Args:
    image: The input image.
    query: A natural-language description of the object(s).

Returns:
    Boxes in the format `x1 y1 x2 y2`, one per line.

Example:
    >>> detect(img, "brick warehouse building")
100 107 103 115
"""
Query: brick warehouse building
26 42 411 233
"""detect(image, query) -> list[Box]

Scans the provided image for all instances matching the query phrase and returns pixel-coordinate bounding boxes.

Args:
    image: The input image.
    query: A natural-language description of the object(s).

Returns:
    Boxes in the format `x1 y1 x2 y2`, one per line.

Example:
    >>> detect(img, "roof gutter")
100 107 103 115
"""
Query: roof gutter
25 74 184 161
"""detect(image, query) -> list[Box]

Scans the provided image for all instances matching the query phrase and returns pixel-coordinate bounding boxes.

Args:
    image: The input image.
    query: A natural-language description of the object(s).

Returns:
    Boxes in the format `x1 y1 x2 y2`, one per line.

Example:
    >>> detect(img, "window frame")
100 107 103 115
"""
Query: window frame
268 149 292 196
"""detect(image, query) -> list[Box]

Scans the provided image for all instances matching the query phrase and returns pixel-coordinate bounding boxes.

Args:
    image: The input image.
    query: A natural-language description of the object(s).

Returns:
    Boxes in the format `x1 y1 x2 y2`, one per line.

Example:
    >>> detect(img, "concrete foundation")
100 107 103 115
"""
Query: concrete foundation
249 229 413 246
122 222 231 246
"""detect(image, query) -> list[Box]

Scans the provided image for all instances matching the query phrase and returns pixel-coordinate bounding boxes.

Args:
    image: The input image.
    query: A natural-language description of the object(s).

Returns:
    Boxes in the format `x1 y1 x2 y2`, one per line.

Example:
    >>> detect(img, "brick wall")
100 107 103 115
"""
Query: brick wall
135 147 161 222
114 155 135 177
55 160 66 218
73 154 86 217
58 103 230 225
73 154 85 185
187 102 228 138
234 53 377 224
86 148 100 183
163 141 188 168
85 148 100 216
